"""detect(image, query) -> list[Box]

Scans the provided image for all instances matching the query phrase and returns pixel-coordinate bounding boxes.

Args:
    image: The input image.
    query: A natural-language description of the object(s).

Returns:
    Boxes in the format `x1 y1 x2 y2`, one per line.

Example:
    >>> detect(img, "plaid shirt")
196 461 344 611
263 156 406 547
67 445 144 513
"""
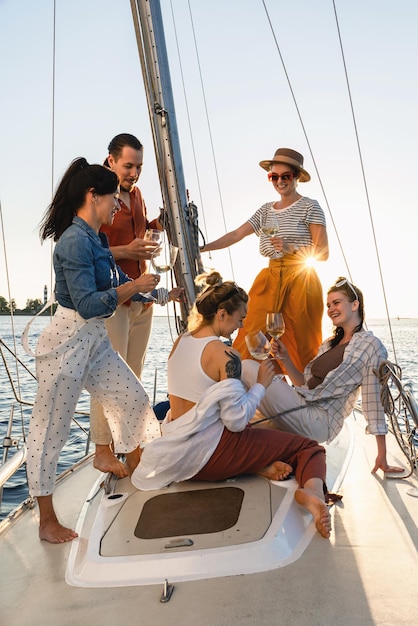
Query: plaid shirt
296 331 388 442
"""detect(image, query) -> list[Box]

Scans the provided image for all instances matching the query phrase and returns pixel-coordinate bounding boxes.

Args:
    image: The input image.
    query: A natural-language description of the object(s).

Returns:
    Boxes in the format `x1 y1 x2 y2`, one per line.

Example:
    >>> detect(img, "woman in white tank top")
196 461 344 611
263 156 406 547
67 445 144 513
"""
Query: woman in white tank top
132 271 332 539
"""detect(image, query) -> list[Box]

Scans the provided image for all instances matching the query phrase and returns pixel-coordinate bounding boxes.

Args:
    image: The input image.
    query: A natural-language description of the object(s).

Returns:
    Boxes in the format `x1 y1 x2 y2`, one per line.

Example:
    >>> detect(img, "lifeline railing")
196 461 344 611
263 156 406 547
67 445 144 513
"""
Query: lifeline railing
375 360 418 494
0 337 91 515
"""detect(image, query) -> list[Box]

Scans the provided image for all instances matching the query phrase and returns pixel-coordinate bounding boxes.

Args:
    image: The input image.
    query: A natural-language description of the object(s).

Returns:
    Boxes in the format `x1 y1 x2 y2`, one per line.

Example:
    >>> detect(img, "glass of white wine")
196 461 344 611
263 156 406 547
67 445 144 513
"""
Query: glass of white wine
266 312 285 339
245 331 282 381
151 242 178 274
245 331 271 361
261 216 283 258
266 312 285 365
261 225 280 237
261 214 280 238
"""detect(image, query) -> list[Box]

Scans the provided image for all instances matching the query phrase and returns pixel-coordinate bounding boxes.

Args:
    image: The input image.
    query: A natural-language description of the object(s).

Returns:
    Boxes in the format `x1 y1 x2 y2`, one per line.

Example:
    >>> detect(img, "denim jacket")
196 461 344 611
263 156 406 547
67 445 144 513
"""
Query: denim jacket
54 217 153 319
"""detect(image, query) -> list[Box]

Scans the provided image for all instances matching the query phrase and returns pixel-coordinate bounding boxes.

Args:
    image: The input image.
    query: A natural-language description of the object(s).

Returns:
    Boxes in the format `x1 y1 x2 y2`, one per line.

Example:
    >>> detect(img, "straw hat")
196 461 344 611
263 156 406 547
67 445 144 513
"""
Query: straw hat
259 148 311 182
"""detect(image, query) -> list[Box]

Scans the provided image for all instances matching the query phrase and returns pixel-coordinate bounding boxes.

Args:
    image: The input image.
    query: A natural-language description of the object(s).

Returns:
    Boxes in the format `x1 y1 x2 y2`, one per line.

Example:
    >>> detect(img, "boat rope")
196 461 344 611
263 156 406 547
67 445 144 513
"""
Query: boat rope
376 359 404 417
332 1 397 360
374 360 417 477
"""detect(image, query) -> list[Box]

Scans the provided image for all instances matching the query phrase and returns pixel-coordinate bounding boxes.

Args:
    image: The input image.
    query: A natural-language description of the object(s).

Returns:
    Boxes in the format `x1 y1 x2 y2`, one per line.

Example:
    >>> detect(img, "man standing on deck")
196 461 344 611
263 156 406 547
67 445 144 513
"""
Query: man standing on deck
89 133 181 475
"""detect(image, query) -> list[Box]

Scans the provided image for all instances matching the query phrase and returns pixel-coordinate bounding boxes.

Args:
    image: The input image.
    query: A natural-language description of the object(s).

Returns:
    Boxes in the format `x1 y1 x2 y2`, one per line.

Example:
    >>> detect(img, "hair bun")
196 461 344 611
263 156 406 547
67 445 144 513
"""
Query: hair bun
195 270 223 289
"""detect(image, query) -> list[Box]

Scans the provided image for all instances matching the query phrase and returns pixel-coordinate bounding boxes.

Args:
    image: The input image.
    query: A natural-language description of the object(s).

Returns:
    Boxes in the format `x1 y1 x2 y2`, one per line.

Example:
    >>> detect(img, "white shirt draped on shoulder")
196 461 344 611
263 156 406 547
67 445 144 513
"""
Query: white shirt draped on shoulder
131 378 265 491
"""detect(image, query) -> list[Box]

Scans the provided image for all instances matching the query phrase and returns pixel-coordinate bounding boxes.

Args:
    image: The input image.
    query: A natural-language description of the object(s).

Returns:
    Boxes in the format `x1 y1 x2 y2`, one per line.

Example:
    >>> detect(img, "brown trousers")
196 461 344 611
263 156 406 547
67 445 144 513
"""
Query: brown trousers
192 424 326 488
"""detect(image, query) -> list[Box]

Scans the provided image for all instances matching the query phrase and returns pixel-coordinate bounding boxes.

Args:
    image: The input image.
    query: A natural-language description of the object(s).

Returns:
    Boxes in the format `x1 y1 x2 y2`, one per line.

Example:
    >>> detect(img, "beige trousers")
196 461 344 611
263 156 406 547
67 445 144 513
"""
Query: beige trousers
90 301 154 444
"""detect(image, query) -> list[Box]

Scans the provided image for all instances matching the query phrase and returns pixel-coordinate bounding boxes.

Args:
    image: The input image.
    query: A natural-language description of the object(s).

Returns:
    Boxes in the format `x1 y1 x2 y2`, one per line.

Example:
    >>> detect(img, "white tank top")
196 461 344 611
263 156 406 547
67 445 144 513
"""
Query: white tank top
168 332 219 402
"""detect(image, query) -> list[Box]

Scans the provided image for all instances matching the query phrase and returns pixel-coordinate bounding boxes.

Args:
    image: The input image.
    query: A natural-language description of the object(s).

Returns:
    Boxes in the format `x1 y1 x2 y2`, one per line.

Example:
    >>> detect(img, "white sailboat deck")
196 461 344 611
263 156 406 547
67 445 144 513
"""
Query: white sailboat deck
1 413 417 625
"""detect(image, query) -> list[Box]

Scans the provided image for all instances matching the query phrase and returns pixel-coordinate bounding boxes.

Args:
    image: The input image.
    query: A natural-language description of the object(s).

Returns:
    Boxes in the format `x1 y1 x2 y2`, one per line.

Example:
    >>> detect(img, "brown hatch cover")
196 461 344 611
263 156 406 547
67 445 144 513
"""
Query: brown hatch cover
134 487 244 539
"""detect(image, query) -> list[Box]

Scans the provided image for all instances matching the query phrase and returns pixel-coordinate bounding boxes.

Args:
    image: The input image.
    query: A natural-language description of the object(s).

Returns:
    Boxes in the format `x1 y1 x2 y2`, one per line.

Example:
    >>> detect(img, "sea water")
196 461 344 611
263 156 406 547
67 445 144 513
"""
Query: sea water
0 315 417 520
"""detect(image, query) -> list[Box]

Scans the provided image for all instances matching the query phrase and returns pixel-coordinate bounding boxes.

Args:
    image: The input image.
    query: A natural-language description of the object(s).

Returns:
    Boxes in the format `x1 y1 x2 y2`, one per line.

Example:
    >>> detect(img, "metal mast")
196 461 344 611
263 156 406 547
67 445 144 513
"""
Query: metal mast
130 0 203 329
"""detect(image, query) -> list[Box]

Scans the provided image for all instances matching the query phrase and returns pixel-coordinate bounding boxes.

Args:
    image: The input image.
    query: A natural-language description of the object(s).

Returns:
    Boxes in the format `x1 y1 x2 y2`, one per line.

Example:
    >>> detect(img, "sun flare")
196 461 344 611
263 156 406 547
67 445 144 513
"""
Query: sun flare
305 256 318 269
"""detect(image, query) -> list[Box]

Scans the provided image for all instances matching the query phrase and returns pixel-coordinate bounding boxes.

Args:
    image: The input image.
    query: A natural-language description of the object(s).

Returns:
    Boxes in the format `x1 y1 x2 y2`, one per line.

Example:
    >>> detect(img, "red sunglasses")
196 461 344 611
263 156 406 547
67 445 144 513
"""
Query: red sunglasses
268 172 294 183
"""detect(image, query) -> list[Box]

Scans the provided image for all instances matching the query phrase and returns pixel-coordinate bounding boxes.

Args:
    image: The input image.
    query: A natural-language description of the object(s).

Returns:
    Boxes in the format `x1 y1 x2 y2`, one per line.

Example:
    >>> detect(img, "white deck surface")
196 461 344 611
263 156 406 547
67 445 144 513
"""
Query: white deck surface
1 414 417 626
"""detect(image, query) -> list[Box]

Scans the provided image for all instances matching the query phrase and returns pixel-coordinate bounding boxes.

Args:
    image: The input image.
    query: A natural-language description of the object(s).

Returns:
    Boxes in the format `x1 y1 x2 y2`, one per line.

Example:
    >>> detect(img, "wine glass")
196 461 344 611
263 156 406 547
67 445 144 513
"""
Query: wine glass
151 242 178 274
245 331 282 381
138 231 163 301
266 312 285 339
260 224 280 237
135 233 160 298
260 211 280 236
261 216 283 258
245 331 272 361
266 313 285 367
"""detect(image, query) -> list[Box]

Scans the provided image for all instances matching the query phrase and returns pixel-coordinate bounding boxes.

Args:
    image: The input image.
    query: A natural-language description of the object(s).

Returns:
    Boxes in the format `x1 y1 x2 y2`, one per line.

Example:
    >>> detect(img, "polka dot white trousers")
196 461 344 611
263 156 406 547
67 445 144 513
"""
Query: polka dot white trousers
27 306 161 496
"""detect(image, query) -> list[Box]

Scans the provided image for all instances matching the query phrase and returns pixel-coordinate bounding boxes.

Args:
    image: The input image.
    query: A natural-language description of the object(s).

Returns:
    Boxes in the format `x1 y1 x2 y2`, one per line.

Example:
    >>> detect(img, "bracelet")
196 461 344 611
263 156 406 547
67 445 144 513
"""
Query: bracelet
155 288 170 305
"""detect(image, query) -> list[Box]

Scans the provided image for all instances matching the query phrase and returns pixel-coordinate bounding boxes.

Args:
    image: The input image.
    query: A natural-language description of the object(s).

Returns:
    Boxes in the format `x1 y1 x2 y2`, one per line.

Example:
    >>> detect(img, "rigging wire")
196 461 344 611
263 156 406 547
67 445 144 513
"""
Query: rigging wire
332 0 397 361
262 0 397 361
0 0 59 474
169 1 394 345
49 0 57 310
0 198 26 432
171 0 236 280
168 2 208 242
261 0 351 280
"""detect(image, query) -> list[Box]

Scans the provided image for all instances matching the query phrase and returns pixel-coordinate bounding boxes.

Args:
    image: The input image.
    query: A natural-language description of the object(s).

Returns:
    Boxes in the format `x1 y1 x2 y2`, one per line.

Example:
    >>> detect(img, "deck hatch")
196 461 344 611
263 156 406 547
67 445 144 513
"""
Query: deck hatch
134 487 244 538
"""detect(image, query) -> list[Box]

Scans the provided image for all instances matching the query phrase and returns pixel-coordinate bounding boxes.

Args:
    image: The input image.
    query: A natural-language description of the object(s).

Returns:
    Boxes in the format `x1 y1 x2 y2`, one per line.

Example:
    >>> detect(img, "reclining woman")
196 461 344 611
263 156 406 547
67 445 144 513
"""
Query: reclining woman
132 271 332 539
241 277 404 475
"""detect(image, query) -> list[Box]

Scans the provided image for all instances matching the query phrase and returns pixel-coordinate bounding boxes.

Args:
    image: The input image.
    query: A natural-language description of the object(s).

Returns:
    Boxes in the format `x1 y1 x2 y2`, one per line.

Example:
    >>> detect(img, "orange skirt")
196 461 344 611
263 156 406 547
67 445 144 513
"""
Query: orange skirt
233 254 323 371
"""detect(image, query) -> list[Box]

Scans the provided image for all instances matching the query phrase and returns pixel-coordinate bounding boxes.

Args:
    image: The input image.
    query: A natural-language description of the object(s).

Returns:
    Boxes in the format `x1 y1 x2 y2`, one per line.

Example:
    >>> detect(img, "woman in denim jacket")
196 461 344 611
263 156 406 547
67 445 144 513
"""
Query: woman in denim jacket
27 157 161 544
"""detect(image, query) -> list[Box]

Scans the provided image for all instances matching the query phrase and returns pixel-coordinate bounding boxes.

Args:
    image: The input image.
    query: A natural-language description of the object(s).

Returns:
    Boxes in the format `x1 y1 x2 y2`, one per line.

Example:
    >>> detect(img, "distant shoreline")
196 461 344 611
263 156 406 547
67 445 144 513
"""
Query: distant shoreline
1 312 417 322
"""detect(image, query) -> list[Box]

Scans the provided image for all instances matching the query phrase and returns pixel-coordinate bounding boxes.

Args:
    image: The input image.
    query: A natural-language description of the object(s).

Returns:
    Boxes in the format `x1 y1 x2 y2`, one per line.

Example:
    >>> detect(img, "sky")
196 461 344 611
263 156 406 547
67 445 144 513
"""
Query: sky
0 0 417 320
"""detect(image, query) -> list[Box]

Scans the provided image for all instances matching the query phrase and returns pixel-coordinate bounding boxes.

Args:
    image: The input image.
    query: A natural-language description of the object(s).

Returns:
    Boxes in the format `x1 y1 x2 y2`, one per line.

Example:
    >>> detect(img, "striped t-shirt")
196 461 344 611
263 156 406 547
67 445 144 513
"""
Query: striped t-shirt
247 197 326 258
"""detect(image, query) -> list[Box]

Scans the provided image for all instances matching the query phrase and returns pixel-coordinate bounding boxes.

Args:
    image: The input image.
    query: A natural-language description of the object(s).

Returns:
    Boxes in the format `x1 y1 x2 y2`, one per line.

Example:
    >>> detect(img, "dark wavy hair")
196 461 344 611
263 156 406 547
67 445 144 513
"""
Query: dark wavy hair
188 271 248 332
103 133 143 167
328 276 364 347
39 157 119 241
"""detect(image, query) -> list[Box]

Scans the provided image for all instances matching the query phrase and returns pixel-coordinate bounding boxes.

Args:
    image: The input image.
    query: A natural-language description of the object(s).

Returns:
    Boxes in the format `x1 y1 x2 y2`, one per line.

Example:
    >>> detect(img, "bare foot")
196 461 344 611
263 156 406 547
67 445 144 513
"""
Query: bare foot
93 445 128 478
39 519 78 544
294 487 331 539
257 461 292 481
125 447 143 475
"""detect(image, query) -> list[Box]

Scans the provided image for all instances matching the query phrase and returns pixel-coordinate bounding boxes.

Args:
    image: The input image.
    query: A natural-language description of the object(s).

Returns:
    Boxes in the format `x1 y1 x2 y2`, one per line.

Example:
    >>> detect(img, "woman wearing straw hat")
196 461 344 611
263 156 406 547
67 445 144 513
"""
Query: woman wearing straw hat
201 148 328 372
